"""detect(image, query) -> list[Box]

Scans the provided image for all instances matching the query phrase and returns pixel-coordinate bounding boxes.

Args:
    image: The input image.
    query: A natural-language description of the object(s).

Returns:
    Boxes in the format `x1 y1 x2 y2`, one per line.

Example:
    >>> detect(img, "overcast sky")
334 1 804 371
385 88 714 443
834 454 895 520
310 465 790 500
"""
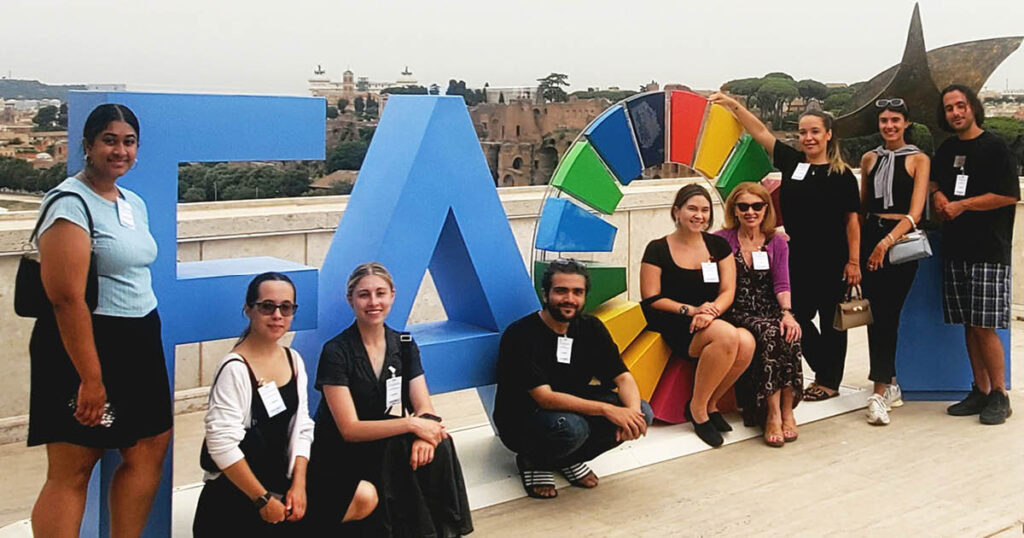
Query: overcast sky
3 0 1023 95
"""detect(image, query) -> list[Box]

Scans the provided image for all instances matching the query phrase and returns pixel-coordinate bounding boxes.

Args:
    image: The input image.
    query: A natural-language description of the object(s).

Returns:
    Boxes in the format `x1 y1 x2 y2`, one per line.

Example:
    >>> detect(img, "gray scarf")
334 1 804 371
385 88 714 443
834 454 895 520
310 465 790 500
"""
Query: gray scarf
872 144 921 209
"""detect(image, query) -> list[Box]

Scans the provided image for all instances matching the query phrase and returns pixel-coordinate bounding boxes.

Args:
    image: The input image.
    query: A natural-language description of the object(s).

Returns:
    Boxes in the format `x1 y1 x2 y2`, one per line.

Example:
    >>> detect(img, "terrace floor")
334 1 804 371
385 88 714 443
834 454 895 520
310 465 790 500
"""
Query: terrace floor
1 321 1021 537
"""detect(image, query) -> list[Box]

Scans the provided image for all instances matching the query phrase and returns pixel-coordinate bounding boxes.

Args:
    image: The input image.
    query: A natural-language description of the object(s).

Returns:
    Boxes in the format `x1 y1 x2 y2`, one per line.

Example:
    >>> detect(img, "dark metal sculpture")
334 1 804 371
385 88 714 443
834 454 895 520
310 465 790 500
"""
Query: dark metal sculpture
834 3 1022 138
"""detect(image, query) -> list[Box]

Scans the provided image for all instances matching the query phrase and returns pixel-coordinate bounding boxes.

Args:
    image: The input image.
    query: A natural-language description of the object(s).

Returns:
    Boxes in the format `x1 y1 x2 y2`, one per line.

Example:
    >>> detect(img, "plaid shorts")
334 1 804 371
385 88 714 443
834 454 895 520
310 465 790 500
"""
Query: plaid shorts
943 261 1012 329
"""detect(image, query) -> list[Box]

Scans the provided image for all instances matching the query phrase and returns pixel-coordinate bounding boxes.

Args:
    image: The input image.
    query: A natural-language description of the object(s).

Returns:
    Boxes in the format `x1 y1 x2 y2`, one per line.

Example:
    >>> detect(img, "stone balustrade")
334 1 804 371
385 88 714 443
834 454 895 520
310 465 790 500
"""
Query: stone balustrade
0 175 1020 442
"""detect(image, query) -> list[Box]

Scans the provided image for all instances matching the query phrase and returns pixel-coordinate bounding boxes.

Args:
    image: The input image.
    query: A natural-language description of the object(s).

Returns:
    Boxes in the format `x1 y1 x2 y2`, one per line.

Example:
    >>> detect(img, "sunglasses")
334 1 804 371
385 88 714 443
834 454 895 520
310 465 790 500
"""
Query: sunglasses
550 258 587 270
250 301 299 317
875 98 905 108
736 201 767 212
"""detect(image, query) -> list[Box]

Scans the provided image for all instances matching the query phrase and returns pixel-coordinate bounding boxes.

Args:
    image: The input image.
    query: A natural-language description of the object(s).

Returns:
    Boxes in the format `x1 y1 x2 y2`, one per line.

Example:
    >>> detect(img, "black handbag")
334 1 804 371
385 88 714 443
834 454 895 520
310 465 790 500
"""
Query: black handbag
199 351 296 479
15 191 98 318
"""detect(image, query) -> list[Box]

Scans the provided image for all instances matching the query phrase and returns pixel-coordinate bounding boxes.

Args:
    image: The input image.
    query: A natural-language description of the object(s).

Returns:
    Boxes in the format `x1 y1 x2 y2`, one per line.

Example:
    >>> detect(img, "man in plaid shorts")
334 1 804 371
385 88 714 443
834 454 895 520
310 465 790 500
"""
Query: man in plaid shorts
930 84 1019 425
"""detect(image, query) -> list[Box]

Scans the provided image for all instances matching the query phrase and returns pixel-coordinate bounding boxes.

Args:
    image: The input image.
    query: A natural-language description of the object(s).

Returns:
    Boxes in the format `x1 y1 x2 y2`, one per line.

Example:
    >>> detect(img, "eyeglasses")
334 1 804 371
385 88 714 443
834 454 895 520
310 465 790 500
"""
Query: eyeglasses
736 201 767 212
250 301 298 317
875 98 905 108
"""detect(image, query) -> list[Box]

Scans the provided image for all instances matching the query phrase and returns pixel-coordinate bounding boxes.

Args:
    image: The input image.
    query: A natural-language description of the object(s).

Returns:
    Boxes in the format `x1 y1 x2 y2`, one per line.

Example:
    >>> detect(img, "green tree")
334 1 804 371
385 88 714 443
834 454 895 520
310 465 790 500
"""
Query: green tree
537 73 570 103
32 105 60 131
354 96 365 116
326 140 369 171
764 72 794 81
364 96 379 118
337 98 349 112
754 78 799 129
721 77 763 108
326 105 339 119
429 83 440 95
824 92 852 114
381 85 428 95
796 79 829 101
985 116 1024 173
444 80 485 106
0 156 38 190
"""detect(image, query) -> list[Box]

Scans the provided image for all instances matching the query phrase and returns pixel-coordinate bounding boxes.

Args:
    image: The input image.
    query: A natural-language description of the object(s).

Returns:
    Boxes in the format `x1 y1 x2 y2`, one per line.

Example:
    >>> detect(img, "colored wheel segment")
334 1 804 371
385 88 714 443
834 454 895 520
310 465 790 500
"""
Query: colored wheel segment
535 91 774 397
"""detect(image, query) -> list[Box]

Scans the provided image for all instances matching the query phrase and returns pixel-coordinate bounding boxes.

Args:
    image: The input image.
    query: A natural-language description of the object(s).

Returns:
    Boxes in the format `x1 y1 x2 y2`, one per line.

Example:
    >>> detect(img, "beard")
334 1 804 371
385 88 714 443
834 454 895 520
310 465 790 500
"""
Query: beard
545 300 579 322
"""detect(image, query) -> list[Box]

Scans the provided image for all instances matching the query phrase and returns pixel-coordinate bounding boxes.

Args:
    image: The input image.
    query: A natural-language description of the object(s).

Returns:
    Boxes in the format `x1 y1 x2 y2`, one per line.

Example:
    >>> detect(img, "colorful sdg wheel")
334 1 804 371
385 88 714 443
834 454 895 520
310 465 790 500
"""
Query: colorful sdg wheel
530 90 773 421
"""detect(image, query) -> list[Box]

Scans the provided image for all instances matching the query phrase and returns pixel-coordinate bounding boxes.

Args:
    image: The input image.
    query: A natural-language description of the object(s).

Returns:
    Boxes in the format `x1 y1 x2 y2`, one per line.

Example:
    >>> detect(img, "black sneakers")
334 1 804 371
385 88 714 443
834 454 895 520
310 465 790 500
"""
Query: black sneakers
980 390 1013 425
946 384 988 416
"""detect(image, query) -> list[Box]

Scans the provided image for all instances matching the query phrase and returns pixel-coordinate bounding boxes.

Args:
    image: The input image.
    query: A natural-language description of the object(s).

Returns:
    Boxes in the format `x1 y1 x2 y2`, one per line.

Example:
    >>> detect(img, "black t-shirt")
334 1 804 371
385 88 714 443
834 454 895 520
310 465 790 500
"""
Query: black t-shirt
493 312 628 436
313 323 425 426
773 141 861 262
640 233 732 307
931 131 1020 264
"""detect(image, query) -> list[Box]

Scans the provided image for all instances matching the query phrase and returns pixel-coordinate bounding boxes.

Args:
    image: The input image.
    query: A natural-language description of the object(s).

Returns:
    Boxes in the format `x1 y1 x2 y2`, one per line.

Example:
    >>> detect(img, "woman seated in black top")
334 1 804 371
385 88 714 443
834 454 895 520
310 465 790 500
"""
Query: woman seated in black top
307 262 473 536
858 98 930 426
640 184 755 448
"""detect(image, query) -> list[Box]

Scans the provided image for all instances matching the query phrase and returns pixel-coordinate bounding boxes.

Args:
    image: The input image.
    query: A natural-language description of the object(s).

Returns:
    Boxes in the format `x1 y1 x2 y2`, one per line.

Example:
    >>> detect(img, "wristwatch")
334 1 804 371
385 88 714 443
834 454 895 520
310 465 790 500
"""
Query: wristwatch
253 491 273 510
678 304 688 316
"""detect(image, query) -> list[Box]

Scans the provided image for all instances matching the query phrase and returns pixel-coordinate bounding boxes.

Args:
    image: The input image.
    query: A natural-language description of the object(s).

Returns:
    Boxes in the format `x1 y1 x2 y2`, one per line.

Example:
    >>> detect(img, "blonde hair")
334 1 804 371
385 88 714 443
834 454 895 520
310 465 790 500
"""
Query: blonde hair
799 110 848 174
723 182 777 238
346 262 395 299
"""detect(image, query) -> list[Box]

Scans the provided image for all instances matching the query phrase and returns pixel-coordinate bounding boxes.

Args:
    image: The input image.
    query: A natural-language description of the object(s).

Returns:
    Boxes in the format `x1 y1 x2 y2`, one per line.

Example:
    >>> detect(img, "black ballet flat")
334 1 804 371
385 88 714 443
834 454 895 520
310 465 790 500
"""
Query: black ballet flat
708 411 733 432
685 399 724 447
692 419 724 448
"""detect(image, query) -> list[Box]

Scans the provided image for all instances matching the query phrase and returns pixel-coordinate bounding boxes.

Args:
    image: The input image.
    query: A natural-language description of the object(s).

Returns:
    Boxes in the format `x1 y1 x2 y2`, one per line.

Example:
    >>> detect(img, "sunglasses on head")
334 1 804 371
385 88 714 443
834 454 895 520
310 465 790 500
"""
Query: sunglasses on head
875 98 905 108
736 201 767 212
250 301 298 317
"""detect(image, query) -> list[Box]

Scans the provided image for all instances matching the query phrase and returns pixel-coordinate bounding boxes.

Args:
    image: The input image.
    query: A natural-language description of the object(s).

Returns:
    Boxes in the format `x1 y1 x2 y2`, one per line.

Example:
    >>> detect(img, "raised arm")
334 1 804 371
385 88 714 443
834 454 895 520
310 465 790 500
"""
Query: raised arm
709 92 777 153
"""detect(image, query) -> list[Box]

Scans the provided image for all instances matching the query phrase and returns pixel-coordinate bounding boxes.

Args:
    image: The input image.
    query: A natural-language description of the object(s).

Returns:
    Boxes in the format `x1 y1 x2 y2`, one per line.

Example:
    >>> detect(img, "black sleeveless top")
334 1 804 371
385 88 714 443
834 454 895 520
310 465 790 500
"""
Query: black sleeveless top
864 154 915 214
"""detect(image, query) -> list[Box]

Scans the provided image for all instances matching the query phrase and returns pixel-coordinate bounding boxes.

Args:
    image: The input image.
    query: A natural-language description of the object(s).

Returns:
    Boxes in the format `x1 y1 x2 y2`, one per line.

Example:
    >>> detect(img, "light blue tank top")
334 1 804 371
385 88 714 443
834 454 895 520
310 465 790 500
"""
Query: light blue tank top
36 177 158 318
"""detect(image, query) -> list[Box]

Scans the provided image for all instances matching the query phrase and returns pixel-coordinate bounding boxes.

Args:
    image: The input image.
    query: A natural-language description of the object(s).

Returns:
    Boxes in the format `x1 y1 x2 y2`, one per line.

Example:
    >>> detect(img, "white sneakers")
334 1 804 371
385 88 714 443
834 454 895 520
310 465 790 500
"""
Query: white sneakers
882 383 904 409
866 394 890 426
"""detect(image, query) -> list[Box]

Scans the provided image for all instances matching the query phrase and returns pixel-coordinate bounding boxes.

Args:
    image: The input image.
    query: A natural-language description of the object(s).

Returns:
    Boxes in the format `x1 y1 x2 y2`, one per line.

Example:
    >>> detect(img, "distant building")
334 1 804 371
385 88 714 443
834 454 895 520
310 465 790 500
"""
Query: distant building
485 86 541 105
309 65 422 109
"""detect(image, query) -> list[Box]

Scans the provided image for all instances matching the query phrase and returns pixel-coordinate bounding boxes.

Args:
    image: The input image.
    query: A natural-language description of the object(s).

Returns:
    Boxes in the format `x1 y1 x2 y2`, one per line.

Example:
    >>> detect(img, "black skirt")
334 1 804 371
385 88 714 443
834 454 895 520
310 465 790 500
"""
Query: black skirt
28 309 173 448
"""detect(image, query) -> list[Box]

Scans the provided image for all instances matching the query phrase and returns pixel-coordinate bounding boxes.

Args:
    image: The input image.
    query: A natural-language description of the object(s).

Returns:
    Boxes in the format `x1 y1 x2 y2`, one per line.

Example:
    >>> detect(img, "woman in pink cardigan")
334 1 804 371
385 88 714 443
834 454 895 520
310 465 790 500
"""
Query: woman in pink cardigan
715 183 804 447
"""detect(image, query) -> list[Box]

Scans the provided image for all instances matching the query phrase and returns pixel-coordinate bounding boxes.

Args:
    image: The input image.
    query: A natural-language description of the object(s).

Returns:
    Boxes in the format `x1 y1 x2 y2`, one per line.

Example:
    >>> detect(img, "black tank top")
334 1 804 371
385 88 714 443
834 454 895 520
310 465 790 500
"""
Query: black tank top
865 154 915 214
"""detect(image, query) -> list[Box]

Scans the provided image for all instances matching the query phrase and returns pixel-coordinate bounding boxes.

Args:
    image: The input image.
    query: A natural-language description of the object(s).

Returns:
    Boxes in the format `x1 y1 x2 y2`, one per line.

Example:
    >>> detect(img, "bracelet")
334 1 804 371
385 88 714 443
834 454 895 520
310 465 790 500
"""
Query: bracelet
885 233 895 245
417 413 442 423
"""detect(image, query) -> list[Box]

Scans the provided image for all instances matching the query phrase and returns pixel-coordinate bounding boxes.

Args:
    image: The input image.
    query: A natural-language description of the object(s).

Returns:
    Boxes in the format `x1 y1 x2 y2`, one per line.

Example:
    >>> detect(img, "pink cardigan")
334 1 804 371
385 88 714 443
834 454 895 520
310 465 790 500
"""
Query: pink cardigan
714 228 791 295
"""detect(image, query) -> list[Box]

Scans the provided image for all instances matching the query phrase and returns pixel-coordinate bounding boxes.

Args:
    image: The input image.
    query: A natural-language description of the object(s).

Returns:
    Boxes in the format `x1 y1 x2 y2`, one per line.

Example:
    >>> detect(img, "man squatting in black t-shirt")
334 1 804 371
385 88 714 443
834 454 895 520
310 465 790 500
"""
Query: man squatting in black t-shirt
930 85 1019 425
493 259 654 499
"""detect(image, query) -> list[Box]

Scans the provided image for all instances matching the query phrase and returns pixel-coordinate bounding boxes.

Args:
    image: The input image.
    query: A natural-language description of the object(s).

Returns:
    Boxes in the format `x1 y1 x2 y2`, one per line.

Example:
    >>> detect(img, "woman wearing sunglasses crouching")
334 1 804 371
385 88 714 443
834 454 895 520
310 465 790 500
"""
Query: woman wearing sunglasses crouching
858 98 930 426
305 262 473 536
193 272 376 536
715 183 804 446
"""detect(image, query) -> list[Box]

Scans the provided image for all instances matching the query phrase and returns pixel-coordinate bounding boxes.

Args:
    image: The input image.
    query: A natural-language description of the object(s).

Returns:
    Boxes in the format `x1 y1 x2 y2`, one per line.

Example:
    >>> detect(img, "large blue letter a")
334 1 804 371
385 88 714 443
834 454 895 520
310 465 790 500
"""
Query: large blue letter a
292 95 539 408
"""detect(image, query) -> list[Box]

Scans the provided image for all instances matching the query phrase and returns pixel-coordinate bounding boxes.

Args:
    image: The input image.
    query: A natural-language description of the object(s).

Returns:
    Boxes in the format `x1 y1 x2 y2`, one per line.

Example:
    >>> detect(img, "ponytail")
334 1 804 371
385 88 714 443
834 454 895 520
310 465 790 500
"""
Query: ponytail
800 110 848 174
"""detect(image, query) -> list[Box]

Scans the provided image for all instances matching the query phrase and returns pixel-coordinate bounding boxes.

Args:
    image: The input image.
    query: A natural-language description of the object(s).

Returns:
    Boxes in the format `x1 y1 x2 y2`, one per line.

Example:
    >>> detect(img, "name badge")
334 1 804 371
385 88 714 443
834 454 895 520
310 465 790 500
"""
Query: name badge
116 197 135 229
701 261 720 283
556 336 573 364
954 174 969 196
385 366 402 411
257 381 287 418
953 155 966 168
752 251 770 271
791 162 810 181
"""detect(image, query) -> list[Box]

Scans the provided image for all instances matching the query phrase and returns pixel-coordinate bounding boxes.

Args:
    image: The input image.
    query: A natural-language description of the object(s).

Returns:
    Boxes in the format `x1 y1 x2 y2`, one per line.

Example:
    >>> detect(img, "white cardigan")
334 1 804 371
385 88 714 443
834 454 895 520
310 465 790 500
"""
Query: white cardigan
202 349 316 481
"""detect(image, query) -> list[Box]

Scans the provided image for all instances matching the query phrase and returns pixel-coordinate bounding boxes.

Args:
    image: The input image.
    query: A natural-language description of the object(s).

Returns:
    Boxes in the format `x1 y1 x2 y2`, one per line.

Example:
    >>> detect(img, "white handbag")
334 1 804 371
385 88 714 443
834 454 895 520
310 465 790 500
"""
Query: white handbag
888 215 932 265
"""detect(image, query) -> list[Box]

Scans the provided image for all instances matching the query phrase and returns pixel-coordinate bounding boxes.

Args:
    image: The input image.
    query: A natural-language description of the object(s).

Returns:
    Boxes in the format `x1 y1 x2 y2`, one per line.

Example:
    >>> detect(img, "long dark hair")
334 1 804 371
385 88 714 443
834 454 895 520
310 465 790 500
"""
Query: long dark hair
799 110 847 174
936 84 985 132
82 104 140 151
237 272 296 344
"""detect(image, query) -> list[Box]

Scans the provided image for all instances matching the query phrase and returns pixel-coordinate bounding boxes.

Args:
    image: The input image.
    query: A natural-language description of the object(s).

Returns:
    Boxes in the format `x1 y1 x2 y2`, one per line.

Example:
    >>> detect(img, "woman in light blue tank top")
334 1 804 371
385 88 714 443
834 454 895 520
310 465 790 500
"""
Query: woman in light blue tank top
28 104 172 537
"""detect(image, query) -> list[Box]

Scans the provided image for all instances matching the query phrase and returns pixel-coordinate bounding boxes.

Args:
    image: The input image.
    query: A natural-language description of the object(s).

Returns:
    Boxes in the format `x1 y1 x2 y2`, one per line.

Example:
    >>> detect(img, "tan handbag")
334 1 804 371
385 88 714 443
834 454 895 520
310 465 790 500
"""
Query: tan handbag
833 285 873 331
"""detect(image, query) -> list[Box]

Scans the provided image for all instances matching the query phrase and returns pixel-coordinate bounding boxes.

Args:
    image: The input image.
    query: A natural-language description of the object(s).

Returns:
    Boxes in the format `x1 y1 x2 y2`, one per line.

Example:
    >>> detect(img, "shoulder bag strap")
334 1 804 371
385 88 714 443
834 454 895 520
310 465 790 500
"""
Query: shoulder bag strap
399 333 413 417
31 190 96 243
